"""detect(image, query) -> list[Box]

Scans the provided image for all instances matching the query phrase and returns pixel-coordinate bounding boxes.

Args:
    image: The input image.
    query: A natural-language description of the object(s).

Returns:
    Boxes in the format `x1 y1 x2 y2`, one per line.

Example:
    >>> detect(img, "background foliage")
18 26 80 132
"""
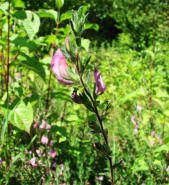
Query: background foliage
0 0 169 184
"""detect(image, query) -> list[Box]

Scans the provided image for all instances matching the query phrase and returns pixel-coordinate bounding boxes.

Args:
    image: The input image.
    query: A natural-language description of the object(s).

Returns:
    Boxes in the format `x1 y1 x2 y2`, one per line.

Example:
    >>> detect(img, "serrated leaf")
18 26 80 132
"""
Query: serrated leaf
9 101 33 134
37 9 58 21
22 11 40 40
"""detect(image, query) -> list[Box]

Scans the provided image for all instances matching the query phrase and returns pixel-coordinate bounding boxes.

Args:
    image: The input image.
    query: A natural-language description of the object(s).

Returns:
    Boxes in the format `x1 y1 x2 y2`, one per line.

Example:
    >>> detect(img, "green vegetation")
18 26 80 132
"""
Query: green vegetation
0 0 169 184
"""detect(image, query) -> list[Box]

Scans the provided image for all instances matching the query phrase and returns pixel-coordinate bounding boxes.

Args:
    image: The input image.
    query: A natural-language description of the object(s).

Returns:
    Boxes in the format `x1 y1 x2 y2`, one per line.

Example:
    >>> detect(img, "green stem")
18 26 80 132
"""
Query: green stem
76 53 114 185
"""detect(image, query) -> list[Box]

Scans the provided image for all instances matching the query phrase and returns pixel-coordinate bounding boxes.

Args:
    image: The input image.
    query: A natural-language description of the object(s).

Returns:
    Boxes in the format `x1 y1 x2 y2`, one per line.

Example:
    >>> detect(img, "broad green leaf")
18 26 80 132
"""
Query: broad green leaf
22 11 40 40
37 9 58 21
16 52 46 81
9 101 33 134
84 23 99 31
12 0 25 8
60 10 72 22
13 10 27 20
55 0 64 9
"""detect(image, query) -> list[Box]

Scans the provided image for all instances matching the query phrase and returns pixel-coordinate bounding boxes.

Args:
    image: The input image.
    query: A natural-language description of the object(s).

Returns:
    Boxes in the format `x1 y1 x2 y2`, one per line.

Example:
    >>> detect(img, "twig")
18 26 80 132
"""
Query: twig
76 53 114 185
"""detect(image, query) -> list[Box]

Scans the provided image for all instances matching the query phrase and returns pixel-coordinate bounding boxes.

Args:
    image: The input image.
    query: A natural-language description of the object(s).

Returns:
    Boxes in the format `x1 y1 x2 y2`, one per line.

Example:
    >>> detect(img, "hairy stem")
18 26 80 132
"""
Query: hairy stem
76 53 114 185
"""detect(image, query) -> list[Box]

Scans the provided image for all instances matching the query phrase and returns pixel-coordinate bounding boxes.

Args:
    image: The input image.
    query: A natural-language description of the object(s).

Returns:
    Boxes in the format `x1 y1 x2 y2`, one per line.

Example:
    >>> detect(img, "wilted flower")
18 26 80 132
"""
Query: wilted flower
94 68 106 95
30 157 37 168
51 49 73 84
41 135 48 145
71 90 82 104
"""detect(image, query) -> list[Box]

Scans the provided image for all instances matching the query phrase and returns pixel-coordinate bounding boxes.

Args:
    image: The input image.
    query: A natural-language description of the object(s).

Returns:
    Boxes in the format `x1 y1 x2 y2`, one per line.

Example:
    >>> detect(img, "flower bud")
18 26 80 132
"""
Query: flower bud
94 68 106 95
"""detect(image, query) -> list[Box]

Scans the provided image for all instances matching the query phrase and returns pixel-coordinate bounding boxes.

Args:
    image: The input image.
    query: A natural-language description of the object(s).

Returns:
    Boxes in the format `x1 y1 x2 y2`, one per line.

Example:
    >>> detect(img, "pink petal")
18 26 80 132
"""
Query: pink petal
94 68 106 95
51 49 73 84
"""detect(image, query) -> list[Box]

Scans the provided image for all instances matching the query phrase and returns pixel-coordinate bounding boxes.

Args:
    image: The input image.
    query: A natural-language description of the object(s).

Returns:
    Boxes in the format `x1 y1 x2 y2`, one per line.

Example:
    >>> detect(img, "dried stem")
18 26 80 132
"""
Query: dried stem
76 53 114 185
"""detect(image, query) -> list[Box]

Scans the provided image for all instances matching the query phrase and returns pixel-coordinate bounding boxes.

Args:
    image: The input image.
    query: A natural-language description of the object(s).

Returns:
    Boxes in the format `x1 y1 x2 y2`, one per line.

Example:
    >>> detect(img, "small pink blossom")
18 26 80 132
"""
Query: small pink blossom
137 105 142 112
41 135 48 145
49 141 54 147
48 149 57 158
151 140 155 146
15 72 21 81
159 140 162 145
96 176 104 181
131 116 135 124
52 162 57 168
94 68 106 95
51 49 73 85
33 122 38 129
40 120 46 129
36 149 42 157
46 124 51 130
0 159 2 166
166 166 169 172
30 157 37 168
151 131 155 136
166 177 168 181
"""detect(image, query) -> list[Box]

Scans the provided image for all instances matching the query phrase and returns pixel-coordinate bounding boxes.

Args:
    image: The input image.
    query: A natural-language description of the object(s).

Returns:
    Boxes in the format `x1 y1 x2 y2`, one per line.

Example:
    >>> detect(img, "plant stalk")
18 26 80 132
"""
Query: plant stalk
76 53 114 185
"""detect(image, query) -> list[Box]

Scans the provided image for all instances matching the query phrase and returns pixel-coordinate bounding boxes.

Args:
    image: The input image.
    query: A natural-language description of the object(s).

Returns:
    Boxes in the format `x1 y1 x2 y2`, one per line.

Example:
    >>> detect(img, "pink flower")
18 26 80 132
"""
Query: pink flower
40 120 46 129
48 149 57 159
52 162 57 168
51 49 73 85
131 116 135 124
46 124 51 130
30 157 37 168
94 68 106 95
159 140 162 145
33 122 38 129
0 159 2 166
41 135 48 145
36 149 42 157
96 176 104 181
151 131 155 136
166 177 168 181
151 140 155 146
137 105 142 112
166 166 169 172
49 141 54 147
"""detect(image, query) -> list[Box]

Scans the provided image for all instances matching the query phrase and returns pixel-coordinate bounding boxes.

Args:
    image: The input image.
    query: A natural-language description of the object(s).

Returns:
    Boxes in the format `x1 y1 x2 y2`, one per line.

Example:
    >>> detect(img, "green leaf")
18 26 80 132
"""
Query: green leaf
0 2 8 14
132 157 149 172
37 9 58 21
16 52 46 81
60 10 72 22
55 0 64 9
22 11 40 40
9 101 33 134
81 38 90 51
12 0 25 8
120 88 145 104
13 10 27 20
84 23 99 31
